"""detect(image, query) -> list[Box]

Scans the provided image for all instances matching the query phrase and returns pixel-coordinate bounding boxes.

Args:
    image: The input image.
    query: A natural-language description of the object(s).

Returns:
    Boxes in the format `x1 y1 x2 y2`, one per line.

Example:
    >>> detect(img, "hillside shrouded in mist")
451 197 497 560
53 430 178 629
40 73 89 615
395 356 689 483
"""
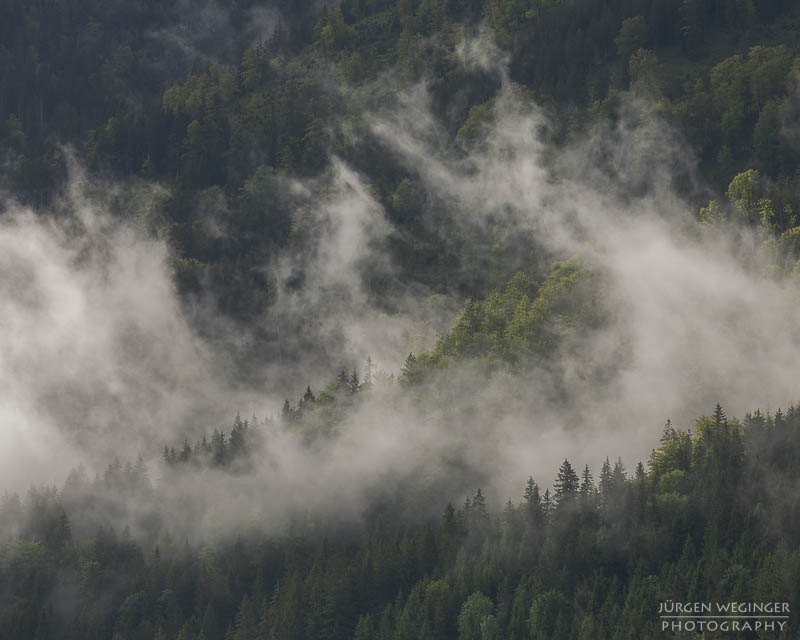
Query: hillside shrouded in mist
4 70 800 515
3 1 800 639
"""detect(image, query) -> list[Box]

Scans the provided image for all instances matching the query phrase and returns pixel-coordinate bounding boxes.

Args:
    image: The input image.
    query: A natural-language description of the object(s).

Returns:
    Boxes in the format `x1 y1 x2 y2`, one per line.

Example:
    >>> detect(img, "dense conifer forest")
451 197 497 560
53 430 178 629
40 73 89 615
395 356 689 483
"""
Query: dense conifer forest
4 0 800 638
5 0 800 321
4 401 800 638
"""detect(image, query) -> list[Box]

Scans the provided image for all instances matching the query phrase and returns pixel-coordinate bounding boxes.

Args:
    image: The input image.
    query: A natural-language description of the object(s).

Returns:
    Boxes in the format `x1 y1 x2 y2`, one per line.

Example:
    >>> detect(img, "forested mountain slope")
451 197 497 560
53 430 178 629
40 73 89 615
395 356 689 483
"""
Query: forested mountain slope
4 0 800 328
2 402 799 639
3 2 800 639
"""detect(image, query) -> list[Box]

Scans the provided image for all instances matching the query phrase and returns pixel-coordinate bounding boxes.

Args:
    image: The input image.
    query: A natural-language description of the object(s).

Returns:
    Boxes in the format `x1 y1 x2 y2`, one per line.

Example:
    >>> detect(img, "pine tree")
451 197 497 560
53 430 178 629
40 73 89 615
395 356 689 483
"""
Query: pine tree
211 429 227 467
524 476 537 503
660 419 676 443
580 465 594 500
353 614 372 640
503 498 517 530
443 502 459 540
231 594 258 640
542 489 554 521
349 369 360 393
229 414 248 460
612 458 627 487
472 488 487 513
466 489 490 538
179 439 192 463
599 457 612 497
554 459 579 505
713 403 727 426
401 353 420 385
523 477 543 525
281 399 295 423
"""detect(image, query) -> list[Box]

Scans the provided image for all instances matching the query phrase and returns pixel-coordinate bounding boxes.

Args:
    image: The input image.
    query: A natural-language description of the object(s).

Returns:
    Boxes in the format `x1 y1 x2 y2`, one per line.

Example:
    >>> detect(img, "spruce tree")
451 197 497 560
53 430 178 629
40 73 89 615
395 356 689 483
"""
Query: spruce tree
554 459 579 505
580 465 594 500
713 403 727 426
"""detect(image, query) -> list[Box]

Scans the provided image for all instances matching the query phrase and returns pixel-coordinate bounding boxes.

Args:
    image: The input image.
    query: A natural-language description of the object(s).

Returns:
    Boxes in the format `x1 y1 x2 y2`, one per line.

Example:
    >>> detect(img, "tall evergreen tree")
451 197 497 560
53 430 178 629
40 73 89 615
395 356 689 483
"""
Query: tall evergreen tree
579 465 594 500
554 459 579 505
713 403 727 426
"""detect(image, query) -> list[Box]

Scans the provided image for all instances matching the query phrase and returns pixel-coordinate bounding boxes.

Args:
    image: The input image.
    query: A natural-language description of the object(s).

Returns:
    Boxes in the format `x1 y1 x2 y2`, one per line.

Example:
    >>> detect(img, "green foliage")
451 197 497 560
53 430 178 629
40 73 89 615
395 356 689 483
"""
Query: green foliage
615 16 649 60
628 48 659 90
455 101 494 146
391 177 425 223
422 258 607 372
485 0 538 48
529 589 570 639
3 400 800 639
726 168 762 223
457 591 494 640
554 459 579 506
649 420 693 481
163 413 262 471
698 198 727 226
3 0 800 330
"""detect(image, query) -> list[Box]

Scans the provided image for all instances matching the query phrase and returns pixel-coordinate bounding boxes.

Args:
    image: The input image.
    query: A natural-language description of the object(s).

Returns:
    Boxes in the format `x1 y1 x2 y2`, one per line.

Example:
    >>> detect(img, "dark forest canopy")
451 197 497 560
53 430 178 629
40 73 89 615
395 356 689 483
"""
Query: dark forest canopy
2 401 800 639
4 0 800 328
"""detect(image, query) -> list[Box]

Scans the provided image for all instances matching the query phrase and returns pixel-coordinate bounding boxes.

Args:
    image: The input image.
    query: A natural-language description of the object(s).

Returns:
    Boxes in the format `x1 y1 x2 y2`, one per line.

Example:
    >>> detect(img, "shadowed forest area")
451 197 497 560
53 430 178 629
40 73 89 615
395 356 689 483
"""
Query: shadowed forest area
4 0 800 325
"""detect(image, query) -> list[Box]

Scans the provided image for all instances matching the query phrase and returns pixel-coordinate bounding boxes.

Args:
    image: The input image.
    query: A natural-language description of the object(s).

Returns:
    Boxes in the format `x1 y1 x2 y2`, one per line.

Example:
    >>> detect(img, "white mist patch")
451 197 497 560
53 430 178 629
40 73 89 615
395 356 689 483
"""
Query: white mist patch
0 191 232 491
368 75 800 492
148 0 239 66
267 160 443 385
605 218 800 424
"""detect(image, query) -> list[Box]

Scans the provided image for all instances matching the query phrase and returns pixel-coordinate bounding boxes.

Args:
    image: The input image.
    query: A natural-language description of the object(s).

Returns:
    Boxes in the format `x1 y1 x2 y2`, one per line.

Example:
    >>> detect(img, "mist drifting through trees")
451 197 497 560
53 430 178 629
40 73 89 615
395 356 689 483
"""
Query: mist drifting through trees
3 0 800 638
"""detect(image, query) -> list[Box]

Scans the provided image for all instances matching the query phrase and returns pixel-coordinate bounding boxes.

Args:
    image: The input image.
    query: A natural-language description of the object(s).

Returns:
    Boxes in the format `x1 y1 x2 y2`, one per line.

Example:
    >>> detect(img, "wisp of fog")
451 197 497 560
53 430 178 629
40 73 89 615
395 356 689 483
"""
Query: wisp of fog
2 42 800 541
